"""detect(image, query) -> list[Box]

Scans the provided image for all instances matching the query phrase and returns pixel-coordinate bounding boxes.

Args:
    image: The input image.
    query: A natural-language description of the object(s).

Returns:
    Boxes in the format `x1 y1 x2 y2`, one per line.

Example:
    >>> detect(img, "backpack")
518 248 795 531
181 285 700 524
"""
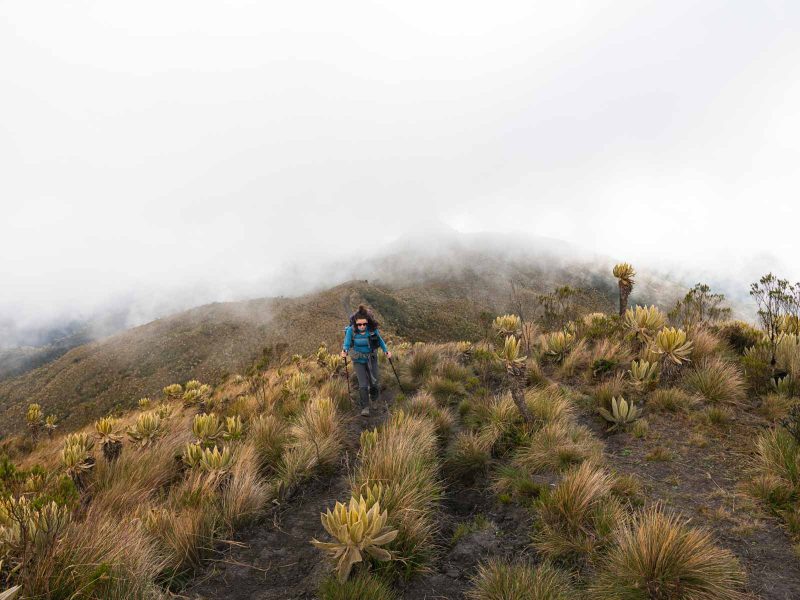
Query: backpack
348 313 381 351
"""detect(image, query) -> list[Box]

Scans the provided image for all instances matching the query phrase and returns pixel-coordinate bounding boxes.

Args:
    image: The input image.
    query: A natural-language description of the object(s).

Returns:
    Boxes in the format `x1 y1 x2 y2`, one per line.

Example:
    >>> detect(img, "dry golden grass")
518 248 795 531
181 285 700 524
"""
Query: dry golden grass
513 422 603 475
684 358 746 405
534 463 622 562
591 505 746 600
557 339 590 379
690 327 723 363
647 387 694 413
466 559 575 600
350 412 441 569
524 385 576 426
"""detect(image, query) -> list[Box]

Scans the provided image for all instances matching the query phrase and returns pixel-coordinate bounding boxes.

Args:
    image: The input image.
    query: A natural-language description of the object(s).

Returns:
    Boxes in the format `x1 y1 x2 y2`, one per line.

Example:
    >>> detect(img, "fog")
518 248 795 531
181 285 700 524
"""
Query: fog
2 1 800 345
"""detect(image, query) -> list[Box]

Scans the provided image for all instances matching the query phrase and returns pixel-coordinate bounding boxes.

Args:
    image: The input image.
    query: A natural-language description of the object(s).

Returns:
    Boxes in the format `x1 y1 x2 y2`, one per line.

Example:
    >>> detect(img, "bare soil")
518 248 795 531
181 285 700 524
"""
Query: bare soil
582 401 800 600
185 390 800 600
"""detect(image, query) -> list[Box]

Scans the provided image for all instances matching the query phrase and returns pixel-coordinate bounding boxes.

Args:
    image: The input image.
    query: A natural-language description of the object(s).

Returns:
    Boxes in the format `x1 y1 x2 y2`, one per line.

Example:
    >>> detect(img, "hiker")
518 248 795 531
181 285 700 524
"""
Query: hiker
340 305 391 416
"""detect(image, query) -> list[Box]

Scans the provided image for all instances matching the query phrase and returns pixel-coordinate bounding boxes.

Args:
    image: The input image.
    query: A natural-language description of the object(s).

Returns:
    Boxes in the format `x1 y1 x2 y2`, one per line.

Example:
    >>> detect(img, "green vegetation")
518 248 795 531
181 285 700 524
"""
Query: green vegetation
5 266 794 599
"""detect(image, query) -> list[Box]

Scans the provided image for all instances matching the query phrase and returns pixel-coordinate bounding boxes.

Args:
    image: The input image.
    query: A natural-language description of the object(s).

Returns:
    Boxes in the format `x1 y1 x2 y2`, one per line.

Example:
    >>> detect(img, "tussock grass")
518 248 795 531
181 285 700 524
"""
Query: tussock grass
690 328 723 363
466 559 575 600
406 346 439 386
280 396 343 493
589 338 633 369
593 373 627 410
533 463 622 562
220 443 271 528
685 358 746 404
591 506 746 600
557 339 590 379
351 411 441 570
405 391 455 440
446 431 492 482
319 571 397 600
16 507 164 599
425 375 467 405
647 387 693 413
524 386 576 426
752 428 800 496
92 437 185 515
250 413 289 473
513 422 603 475
477 393 523 451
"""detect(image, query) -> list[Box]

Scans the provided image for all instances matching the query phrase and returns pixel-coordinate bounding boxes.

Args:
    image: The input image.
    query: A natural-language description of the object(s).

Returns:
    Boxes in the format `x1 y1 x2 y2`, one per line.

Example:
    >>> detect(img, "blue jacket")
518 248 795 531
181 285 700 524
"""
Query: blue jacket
343 326 388 363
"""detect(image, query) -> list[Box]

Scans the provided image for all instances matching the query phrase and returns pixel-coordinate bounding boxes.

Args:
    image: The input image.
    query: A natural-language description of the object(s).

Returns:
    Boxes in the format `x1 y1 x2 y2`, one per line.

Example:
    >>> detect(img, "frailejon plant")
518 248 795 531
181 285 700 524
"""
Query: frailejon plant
654 327 693 366
44 414 58 438
61 433 95 490
127 411 163 448
193 413 224 447
224 415 244 442
624 305 666 345
163 383 183 399
613 263 636 316
628 360 659 392
541 331 575 363
95 417 123 462
26 403 43 440
496 335 532 423
311 495 399 582
138 397 152 411
598 396 640 431
493 314 521 337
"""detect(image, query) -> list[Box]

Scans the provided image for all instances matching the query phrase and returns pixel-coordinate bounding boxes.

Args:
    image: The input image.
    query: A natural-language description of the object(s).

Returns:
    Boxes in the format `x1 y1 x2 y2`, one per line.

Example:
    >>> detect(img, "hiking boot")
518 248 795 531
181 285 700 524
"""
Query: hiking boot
360 407 370 417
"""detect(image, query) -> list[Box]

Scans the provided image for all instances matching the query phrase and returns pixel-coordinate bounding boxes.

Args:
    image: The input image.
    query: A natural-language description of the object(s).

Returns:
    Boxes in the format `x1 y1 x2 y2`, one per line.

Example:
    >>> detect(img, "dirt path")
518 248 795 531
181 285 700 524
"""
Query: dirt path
584 406 800 600
185 395 393 600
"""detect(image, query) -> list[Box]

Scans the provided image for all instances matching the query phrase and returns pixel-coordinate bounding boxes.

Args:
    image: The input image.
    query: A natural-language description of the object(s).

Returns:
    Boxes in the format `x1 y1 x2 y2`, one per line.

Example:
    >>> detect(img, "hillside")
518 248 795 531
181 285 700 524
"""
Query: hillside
0 240 693 439
0 279 594 438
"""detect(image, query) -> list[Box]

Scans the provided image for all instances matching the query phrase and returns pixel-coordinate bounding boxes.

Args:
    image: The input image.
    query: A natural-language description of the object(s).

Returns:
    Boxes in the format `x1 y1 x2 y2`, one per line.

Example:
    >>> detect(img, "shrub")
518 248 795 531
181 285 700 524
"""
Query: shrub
466 559 575 600
534 463 622 562
684 358 746 404
715 320 763 354
590 506 746 600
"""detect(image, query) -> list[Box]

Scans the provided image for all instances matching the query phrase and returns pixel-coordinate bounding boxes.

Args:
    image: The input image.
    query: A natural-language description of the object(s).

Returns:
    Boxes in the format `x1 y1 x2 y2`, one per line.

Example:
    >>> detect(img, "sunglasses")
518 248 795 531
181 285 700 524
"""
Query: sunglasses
356 322 368 327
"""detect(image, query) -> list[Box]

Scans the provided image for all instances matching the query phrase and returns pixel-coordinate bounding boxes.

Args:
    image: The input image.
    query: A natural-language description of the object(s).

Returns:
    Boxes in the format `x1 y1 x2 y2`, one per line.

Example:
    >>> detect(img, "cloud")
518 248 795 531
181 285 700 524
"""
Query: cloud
2 1 799 336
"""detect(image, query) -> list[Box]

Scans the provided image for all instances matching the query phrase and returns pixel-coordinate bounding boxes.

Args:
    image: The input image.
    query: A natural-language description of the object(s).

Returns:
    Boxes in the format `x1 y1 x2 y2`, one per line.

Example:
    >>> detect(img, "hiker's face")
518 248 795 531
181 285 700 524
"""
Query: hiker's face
356 320 368 330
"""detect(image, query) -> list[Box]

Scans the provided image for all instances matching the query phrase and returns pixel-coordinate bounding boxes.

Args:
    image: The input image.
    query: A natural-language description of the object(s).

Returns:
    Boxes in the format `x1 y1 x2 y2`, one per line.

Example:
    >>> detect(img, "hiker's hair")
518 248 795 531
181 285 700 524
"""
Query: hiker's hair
352 304 380 330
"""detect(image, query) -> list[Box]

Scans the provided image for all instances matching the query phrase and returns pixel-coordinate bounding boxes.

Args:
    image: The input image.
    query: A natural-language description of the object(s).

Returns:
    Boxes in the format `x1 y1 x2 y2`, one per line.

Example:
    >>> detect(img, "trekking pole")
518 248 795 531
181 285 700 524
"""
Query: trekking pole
343 355 352 399
388 356 405 395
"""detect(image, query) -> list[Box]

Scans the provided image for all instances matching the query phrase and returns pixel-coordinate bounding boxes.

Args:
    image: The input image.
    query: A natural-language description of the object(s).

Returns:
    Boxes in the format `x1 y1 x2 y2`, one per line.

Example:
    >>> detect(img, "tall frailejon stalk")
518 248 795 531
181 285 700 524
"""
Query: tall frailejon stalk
613 263 636 317
496 335 532 423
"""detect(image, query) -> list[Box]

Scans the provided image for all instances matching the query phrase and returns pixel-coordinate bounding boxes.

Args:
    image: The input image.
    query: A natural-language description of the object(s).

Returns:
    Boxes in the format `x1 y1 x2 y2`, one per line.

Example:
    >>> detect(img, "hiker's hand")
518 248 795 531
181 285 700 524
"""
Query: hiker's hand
386 351 392 359
340 350 347 359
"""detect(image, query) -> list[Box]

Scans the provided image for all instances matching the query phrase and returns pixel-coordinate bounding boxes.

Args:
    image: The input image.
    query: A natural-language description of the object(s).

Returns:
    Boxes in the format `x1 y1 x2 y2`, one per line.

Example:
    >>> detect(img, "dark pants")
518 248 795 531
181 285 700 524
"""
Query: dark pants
353 354 379 408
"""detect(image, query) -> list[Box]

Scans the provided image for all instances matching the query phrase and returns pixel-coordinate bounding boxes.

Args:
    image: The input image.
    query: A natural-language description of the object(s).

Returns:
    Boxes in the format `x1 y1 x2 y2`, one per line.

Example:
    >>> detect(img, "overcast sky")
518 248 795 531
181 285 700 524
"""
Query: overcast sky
2 1 799 331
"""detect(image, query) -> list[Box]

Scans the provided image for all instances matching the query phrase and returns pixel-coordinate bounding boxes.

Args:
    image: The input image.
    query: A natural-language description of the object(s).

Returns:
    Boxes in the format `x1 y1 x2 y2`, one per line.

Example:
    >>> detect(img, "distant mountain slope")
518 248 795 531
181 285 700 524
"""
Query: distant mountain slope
0 244 689 437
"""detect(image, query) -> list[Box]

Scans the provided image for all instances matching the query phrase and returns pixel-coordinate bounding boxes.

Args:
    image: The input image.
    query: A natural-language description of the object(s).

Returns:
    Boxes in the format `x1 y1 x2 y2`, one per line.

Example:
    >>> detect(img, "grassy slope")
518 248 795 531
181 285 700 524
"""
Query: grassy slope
0 273 608 437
